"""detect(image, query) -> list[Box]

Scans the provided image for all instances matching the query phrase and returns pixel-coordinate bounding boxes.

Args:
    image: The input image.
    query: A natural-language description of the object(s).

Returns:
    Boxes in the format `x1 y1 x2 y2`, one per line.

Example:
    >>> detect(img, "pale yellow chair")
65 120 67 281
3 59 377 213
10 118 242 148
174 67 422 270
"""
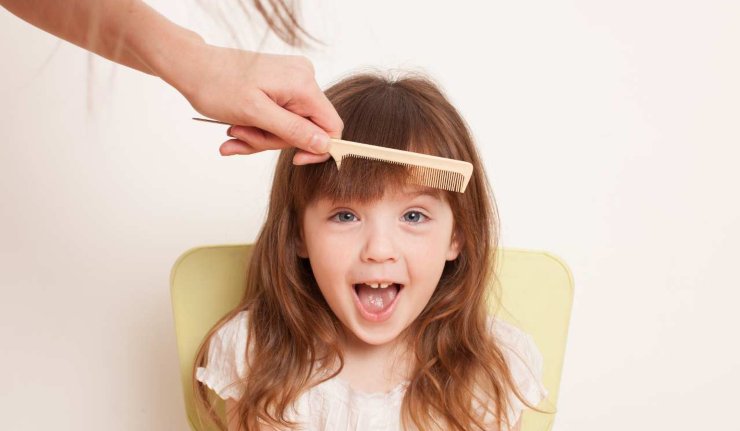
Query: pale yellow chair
170 244 574 431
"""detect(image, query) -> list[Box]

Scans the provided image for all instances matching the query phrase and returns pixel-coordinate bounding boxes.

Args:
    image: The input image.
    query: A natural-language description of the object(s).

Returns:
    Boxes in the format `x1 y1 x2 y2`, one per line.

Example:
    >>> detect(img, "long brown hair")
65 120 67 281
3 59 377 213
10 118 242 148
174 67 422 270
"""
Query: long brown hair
192 70 542 430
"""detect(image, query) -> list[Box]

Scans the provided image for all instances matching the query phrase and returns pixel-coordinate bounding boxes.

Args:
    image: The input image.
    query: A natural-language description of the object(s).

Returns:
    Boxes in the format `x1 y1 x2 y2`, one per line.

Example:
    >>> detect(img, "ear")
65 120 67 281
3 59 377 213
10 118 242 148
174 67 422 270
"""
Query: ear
445 229 462 261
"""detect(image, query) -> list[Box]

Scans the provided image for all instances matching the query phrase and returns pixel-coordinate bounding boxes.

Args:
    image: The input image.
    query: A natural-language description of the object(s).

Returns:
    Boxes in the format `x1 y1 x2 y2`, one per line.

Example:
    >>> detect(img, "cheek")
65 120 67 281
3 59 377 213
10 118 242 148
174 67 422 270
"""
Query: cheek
306 254 344 310
406 236 450 289
305 234 353 285
307 232 349 260
407 229 455 261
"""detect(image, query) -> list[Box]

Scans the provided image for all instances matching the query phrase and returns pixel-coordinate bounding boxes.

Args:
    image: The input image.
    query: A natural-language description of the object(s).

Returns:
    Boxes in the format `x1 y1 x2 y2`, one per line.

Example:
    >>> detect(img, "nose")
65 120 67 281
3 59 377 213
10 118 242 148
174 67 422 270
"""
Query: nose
360 222 399 263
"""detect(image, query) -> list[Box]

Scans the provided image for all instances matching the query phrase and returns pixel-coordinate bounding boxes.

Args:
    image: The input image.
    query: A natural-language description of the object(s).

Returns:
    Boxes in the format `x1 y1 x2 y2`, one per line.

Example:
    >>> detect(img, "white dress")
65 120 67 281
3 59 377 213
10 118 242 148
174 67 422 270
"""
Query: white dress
196 311 548 431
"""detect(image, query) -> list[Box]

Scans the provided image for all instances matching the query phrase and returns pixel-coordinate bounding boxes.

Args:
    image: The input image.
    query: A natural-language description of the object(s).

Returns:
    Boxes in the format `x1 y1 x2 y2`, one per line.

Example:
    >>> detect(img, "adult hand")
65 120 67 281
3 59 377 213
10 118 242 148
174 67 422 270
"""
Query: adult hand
168 43 343 165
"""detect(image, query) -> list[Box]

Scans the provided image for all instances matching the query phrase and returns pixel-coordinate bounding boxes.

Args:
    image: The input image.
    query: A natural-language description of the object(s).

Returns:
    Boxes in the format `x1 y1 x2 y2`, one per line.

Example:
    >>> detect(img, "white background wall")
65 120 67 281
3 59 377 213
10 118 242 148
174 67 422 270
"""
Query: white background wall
1 1 738 429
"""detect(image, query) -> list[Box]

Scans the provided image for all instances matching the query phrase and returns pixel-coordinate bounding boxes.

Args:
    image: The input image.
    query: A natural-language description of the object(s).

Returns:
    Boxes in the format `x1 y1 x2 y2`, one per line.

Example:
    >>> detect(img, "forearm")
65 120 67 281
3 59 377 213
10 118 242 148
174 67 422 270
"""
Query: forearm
1 0 204 78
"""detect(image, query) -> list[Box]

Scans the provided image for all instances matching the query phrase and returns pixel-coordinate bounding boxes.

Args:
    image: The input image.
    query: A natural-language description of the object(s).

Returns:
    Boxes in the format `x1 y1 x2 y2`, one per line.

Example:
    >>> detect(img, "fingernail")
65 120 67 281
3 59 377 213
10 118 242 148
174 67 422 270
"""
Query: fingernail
309 133 330 153
227 126 234 137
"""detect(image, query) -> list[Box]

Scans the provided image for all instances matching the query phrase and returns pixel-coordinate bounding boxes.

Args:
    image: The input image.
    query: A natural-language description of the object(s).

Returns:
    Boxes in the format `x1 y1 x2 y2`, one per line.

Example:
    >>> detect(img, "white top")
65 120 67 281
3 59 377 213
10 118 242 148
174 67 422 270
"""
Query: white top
196 311 548 431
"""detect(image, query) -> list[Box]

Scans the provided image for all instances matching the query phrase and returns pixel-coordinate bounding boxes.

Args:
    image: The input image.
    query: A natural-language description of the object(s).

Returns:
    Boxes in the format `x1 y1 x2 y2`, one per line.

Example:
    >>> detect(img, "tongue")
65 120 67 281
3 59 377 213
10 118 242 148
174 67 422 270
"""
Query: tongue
356 284 399 313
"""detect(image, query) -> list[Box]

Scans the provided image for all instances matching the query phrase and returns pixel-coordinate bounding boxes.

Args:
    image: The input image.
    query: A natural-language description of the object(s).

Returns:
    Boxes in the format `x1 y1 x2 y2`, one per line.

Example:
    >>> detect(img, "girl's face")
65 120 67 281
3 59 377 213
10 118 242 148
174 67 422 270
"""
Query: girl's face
299 185 460 348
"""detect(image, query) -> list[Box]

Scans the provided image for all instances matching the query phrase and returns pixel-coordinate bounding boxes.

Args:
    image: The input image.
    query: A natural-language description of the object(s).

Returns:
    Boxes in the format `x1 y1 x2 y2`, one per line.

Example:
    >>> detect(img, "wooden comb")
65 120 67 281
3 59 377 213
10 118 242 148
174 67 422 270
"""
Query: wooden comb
193 117 474 193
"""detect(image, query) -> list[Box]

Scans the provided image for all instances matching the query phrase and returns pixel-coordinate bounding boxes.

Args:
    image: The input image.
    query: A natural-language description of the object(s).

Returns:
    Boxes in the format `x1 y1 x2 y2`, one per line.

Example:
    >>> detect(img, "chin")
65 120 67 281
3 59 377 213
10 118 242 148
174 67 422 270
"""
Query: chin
348 316 408 346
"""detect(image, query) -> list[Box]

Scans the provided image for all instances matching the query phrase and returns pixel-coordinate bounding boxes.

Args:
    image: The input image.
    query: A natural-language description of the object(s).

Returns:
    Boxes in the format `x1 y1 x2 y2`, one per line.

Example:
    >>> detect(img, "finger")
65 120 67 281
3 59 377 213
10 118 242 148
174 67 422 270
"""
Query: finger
245 91 333 154
228 125 291 152
219 139 259 156
290 81 344 139
292 149 332 165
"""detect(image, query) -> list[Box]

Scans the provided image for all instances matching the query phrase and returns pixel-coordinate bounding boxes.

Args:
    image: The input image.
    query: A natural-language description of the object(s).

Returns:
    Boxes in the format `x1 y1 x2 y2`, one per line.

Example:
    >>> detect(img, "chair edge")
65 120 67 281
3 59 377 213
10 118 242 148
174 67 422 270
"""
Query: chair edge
502 246 575 297
169 243 252 291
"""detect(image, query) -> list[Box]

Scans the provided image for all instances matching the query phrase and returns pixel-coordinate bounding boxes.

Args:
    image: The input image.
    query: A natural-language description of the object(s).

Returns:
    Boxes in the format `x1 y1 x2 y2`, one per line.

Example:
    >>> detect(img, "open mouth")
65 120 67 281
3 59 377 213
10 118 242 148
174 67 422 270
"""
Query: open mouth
352 282 405 321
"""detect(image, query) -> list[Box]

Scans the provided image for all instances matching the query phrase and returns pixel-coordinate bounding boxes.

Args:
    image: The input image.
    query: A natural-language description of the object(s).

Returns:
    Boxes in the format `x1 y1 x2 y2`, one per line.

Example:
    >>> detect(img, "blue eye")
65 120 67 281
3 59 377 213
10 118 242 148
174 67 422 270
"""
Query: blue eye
332 211 357 223
331 211 427 223
402 211 428 223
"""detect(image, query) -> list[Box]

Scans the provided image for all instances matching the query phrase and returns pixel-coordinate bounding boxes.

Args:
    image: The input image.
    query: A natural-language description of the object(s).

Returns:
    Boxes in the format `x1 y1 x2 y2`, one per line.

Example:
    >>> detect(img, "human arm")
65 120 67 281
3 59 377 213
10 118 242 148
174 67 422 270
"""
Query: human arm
1 0 342 163
0 0 191 75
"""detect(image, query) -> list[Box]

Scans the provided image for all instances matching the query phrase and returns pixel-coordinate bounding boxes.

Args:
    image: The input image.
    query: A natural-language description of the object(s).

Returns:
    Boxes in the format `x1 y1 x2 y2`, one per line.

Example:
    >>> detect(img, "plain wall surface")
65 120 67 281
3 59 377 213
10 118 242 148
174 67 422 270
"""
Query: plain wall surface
1 1 738 429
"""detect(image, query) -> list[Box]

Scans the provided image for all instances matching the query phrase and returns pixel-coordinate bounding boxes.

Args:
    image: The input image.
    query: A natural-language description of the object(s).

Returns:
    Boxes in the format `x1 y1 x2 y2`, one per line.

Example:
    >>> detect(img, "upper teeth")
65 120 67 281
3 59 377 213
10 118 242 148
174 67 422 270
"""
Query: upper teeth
367 283 392 289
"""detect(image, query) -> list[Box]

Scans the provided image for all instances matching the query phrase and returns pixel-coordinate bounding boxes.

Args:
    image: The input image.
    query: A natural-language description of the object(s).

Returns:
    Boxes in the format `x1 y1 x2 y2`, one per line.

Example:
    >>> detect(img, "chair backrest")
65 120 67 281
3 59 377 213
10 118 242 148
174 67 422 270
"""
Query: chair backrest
170 244 574 431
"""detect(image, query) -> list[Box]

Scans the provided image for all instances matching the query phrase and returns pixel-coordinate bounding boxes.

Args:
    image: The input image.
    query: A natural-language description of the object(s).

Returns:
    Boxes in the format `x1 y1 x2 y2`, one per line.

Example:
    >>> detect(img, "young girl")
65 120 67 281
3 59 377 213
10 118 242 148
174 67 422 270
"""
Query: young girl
193 71 548 431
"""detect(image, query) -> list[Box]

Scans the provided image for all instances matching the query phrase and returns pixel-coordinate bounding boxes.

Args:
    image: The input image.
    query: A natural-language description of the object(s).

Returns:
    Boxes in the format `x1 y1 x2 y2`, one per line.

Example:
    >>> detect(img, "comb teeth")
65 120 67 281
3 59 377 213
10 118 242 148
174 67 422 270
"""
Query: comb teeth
328 137 473 193
341 154 466 193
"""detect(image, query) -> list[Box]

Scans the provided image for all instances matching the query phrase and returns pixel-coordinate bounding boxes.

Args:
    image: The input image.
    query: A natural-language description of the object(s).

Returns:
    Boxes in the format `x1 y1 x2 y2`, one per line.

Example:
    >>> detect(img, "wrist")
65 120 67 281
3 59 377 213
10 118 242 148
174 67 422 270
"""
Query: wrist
123 2 206 91
149 27 207 94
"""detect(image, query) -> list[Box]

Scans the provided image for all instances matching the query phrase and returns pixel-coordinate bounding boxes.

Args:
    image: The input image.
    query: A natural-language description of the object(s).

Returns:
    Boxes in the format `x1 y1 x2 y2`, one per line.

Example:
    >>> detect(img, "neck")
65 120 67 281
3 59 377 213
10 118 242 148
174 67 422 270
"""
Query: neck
335 326 415 386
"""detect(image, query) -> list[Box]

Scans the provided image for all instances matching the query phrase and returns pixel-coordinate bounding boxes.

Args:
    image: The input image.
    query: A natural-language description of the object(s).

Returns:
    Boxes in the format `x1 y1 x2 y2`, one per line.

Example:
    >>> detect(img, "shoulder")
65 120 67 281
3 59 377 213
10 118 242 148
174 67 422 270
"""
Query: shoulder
195 310 251 401
214 310 249 342
486 316 540 365
213 310 251 366
486 315 549 427
209 310 250 360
